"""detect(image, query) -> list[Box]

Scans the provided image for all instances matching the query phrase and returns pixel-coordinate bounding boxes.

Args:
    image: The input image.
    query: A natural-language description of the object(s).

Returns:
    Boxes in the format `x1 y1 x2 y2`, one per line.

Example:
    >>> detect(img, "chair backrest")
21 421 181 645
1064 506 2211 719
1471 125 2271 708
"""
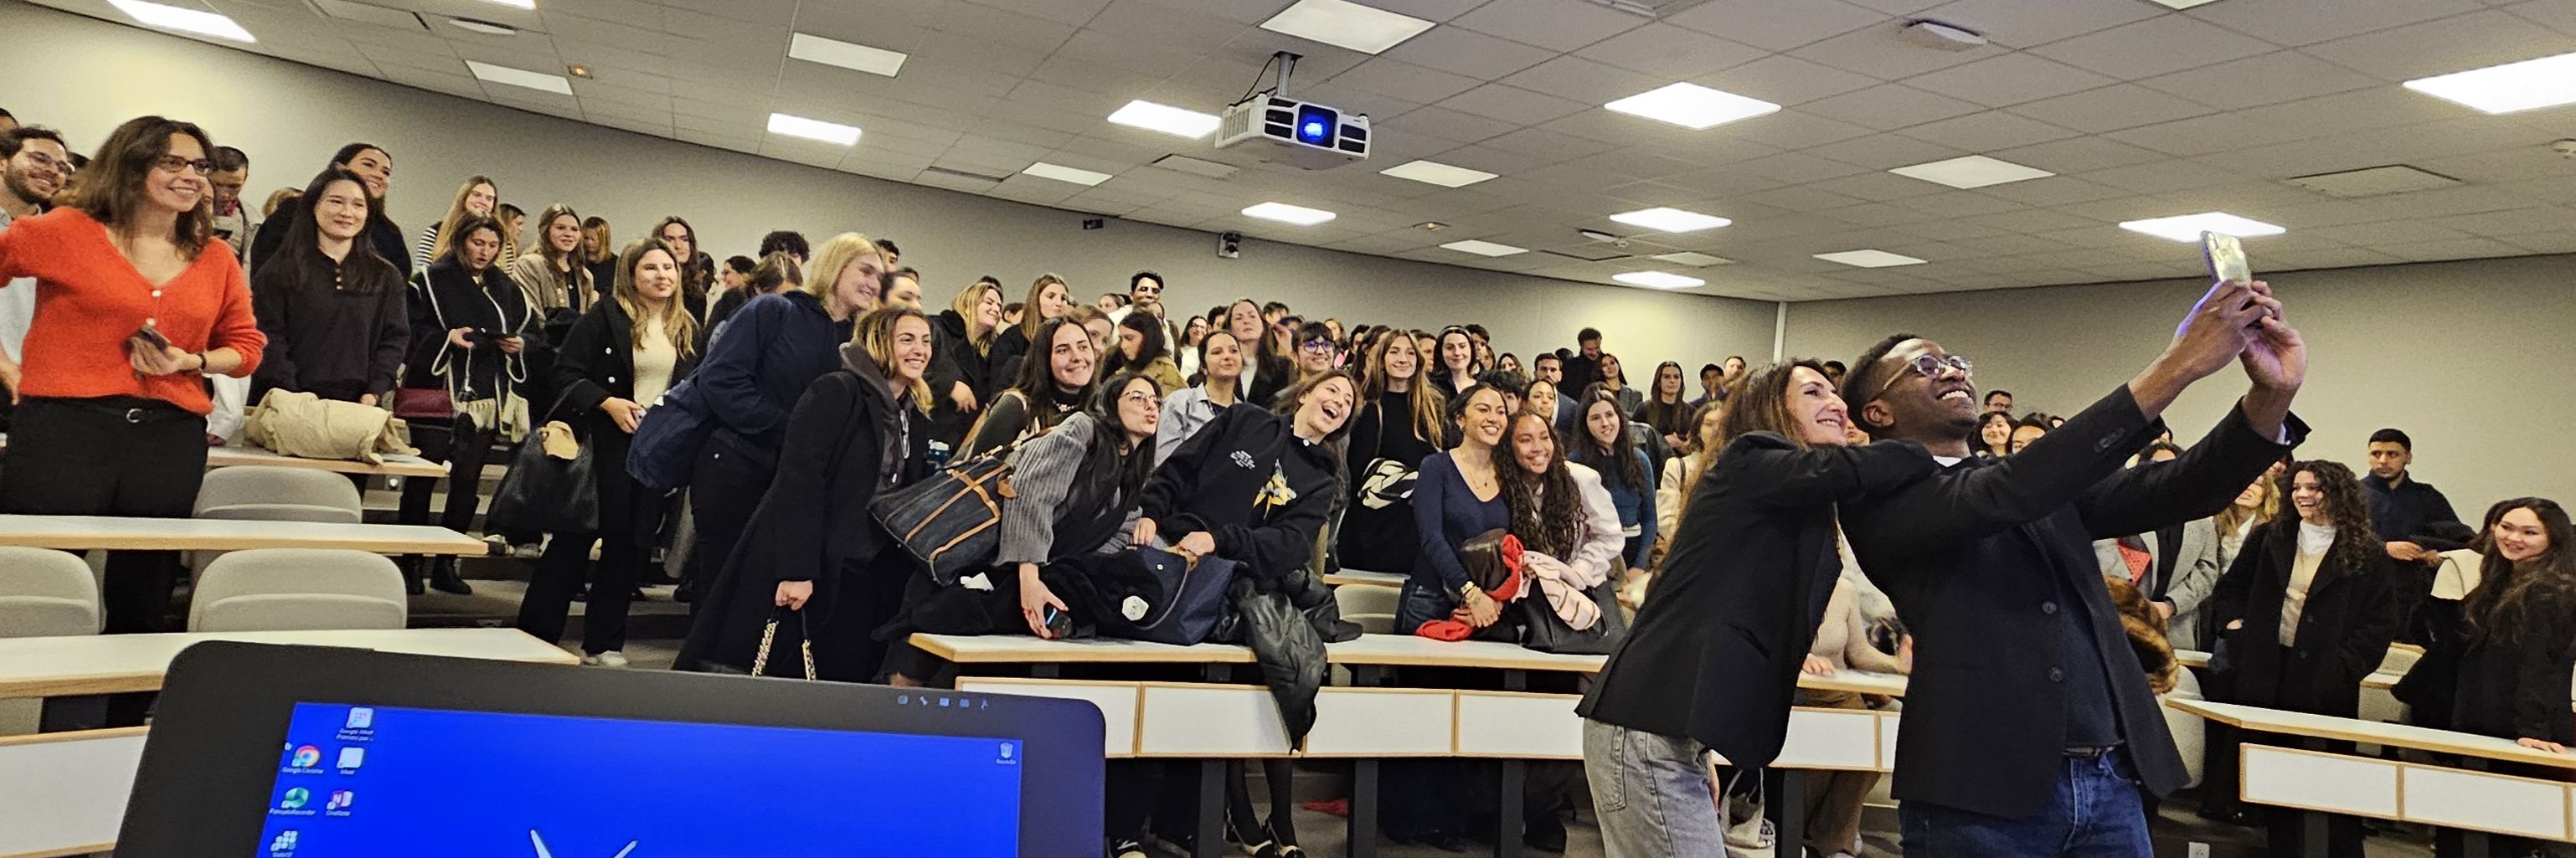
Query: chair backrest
188 549 408 632
0 547 102 636
194 466 363 524
1332 583 1399 636
2433 548 2484 600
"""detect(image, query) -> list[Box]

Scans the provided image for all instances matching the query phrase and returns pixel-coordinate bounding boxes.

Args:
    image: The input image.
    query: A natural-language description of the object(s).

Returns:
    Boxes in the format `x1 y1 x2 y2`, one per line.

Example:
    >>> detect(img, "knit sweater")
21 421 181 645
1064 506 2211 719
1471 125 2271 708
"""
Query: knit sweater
997 412 1141 566
0 208 265 414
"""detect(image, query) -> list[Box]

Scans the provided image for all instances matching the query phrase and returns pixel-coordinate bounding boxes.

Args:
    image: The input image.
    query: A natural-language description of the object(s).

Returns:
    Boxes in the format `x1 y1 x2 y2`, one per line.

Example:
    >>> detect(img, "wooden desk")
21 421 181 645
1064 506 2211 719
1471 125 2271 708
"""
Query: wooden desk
208 445 446 478
0 627 576 701
0 728 147 858
1323 570 1406 588
2170 698 2576 853
0 514 487 555
2177 648 2211 669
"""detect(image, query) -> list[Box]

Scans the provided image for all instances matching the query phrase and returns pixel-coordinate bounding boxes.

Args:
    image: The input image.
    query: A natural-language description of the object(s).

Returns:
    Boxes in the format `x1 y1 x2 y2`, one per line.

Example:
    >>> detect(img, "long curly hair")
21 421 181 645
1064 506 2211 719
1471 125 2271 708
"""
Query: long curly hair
1494 410 1583 559
2281 460 2381 573
2462 497 2576 650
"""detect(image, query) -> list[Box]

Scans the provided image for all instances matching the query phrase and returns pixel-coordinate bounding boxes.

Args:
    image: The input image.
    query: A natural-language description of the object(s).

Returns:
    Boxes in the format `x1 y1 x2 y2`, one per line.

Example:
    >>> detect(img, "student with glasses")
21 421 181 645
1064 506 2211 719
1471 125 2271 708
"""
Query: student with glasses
1291 320 1336 383
0 116 267 634
0 126 74 408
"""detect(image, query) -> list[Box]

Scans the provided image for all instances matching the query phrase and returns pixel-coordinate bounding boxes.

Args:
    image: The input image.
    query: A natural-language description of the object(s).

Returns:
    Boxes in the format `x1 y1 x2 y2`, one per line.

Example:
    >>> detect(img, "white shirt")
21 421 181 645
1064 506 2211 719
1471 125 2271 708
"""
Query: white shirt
2280 521 2334 646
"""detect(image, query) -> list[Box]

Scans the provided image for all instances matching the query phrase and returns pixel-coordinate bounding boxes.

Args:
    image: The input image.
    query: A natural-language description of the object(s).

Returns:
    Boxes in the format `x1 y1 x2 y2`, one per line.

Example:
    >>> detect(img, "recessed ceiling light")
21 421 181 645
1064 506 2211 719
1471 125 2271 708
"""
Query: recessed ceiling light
566 64 591 79
1888 155 2055 189
2144 0 2224 8
1440 239 1527 257
1604 82 1780 131
789 32 908 78
1815 249 1928 268
1610 207 1731 233
1651 251 1734 267
2403 50 2576 115
1243 202 1337 225
1259 0 1435 54
1380 159 1498 188
767 112 862 146
106 0 254 42
466 59 571 95
2117 212 2285 243
446 17 517 35
1107 100 1222 139
1022 162 1113 186
1613 271 1705 290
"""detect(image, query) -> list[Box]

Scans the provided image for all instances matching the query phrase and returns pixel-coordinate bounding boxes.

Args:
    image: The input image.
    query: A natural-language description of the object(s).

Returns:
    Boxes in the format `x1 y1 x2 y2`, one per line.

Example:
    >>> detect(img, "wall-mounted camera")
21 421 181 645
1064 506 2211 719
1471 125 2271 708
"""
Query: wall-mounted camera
1218 231 1242 259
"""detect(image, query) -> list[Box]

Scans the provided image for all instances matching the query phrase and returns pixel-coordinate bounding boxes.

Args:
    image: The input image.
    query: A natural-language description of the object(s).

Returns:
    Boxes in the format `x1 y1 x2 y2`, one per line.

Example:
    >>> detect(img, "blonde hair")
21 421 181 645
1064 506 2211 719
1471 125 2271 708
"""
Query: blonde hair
801 232 883 318
951 280 1002 356
1363 331 1450 448
2215 475 2279 540
615 239 699 359
853 307 934 413
425 175 497 262
1017 273 1069 340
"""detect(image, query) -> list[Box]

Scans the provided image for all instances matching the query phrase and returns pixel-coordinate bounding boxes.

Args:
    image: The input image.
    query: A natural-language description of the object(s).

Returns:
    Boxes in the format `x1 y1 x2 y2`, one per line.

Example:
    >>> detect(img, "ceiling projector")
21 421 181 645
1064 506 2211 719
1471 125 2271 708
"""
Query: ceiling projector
1216 52 1370 170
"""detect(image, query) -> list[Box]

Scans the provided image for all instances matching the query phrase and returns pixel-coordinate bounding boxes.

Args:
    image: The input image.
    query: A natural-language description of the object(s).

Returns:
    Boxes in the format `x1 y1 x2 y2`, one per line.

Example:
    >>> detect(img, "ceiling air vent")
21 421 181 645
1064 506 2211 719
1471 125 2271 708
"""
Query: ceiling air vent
310 0 428 31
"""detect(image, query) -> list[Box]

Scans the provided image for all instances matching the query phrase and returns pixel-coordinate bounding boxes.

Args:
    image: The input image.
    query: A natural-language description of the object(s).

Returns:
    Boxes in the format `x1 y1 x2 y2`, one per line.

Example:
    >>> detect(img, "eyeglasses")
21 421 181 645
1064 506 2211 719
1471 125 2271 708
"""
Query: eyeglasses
152 155 214 176
1120 390 1162 408
1875 352 1973 398
15 152 63 173
1301 340 1335 353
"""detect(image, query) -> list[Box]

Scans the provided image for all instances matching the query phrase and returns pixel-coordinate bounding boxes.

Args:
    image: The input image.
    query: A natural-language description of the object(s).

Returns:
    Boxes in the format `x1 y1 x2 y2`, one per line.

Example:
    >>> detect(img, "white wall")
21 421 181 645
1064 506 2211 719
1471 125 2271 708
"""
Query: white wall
0 3 1779 371
1781 254 2576 516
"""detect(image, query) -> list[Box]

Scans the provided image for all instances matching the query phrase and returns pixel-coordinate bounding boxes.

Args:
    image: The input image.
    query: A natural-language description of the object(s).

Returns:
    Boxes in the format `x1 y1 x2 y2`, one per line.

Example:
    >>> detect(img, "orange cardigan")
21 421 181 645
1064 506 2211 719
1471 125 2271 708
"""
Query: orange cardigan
0 208 264 414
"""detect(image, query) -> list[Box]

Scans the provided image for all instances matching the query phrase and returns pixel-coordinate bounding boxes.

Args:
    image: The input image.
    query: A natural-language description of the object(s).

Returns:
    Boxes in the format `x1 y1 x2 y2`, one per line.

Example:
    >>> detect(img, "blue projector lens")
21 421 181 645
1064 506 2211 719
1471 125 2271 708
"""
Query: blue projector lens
1293 104 1337 146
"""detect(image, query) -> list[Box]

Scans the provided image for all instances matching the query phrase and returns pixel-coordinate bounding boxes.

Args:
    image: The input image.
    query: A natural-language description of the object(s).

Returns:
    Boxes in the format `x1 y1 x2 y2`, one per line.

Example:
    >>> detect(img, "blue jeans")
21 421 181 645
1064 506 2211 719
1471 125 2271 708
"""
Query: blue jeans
1899 751 2152 858
1584 719 1727 858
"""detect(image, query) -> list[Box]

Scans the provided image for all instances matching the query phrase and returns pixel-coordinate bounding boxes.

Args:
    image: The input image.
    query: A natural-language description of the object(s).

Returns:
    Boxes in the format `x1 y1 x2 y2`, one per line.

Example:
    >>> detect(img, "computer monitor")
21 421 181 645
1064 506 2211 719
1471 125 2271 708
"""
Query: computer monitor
115 643 1104 858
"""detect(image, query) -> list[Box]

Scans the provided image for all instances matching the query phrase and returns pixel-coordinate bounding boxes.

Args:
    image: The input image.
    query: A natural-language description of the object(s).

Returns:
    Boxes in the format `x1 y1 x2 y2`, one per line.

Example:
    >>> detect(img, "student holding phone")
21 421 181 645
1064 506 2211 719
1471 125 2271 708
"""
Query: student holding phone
0 116 266 635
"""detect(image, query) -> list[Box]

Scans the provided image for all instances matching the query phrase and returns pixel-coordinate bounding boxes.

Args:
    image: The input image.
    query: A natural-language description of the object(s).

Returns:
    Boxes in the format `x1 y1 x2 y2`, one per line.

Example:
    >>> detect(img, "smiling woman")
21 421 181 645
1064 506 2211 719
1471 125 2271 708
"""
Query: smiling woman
0 114 266 637
250 167 407 407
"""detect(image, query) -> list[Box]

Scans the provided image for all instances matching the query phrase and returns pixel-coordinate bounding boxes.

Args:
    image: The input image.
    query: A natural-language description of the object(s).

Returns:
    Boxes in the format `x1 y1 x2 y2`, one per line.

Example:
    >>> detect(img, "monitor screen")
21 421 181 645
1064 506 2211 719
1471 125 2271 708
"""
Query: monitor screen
252 701 1024 858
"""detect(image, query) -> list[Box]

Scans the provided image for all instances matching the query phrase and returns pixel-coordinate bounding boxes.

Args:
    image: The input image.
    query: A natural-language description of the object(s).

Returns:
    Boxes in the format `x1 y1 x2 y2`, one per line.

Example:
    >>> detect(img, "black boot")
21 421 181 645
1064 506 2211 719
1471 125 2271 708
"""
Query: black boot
427 557 474 595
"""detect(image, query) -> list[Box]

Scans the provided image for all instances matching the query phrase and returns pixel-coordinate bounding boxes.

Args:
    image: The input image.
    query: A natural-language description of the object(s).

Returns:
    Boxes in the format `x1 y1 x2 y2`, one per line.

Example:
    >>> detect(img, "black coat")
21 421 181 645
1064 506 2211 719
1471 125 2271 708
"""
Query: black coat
2208 521 2404 718
1578 433 1934 767
1841 386 2304 819
1337 391 1441 573
410 258 533 401
250 244 409 402
927 310 997 446
549 300 700 540
2450 604 2576 745
989 325 1033 394
677 345 930 677
1139 403 1337 588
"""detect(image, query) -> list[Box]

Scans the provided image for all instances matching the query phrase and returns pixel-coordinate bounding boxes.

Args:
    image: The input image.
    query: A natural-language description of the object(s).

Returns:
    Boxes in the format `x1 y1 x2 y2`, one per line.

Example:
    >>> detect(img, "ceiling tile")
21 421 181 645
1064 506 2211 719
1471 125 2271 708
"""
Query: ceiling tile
931 1 1083 52
1383 104 1524 143
1449 0 1649 51
2079 159 2256 193
2028 16 2280 80
2002 84 2217 134
2134 51 2387 110
2187 0 2485 46
2508 0 2576 36
1329 56 1485 103
2306 220 2480 244
1662 164 1795 197
1715 111 1876 149
1693 54 1881 105
2376 236 2527 261
1728 151 1875 184
1896 110 2082 152
1970 177 2132 207
1911 0 2165 49
2300 9 2576 81
1481 126 1618 161
1737 184 1870 211
1378 22 1558 78
1906 53 2120 108
1795 84 1986 131
1987 136 2172 173
1665 0 1889 52
1573 23 1770 79
1435 83 1592 126
1802 133 1967 170
1501 55 1667 105
1788 23 2000 81
1807 170 1955 201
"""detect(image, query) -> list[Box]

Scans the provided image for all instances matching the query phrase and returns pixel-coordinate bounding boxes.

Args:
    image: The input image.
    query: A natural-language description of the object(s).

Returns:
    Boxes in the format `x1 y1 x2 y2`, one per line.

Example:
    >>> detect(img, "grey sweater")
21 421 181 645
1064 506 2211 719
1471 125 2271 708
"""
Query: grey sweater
999 412 1139 566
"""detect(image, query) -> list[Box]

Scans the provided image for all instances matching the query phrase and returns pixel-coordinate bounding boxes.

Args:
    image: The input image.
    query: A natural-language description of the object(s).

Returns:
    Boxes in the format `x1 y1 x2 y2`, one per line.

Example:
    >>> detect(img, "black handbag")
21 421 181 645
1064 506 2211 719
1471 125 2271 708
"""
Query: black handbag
869 452 1012 585
486 393 598 535
1125 547 1239 646
1517 577 1629 655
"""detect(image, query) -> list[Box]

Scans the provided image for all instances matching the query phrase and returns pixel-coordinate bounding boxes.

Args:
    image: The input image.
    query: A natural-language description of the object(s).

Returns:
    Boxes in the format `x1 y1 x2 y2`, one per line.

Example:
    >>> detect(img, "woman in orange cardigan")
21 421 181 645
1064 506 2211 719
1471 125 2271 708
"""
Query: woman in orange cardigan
0 116 265 634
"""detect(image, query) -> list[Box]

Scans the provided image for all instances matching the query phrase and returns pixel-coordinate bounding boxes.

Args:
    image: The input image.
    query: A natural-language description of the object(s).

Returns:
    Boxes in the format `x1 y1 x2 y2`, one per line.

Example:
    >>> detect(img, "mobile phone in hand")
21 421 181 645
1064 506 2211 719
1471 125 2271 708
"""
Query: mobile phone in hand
1042 605 1074 639
134 325 172 349
2202 231 2251 285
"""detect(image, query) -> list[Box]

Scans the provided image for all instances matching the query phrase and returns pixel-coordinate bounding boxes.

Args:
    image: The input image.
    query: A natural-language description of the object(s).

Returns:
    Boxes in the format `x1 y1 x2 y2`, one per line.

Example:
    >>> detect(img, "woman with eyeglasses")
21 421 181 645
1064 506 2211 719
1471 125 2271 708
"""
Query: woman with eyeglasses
0 116 267 635
959 316 1098 460
1291 320 1337 383
250 168 406 409
1176 313 1208 380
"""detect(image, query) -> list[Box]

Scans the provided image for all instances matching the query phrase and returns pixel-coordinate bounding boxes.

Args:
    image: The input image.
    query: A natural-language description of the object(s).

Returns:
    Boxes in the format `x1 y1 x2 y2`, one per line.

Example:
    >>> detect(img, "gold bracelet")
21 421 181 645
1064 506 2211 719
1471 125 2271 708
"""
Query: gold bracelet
1460 582 1482 601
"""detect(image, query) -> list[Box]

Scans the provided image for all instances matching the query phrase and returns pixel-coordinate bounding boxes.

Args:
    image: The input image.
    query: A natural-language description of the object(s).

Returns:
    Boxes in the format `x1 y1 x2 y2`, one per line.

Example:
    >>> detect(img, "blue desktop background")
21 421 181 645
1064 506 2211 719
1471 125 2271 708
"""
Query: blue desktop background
254 701 1023 858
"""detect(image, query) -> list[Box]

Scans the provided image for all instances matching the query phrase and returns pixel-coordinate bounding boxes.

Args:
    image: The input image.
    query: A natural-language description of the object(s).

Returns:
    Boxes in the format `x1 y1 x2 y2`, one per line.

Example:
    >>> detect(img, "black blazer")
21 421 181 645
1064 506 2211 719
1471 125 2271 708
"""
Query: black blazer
2206 521 2402 718
2450 605 2576 745
1577 433 1934 768
549 300 701 538
1841 386 2304 819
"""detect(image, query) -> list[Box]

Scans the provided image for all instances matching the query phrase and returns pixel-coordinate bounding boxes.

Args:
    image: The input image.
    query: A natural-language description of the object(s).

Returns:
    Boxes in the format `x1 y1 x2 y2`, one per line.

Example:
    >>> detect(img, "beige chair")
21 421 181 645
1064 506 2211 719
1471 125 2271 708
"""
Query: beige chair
193 465 363 523
0 547 103 637
188 549 408 632
1332 578 1399 636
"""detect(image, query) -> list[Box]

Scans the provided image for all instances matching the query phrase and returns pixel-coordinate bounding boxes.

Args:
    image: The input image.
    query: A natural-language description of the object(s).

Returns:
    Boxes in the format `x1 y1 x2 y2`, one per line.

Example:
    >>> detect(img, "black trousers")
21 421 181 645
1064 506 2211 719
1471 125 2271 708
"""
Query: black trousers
398 412 498 534
1 398 209 634
683 440 772 599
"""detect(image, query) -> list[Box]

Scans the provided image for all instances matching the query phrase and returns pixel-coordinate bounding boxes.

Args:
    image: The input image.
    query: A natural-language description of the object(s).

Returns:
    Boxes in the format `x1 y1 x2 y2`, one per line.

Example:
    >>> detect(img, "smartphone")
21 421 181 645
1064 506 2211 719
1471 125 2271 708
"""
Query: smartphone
1041 605 1074 639
134 325 171 349
2202 231 2251 285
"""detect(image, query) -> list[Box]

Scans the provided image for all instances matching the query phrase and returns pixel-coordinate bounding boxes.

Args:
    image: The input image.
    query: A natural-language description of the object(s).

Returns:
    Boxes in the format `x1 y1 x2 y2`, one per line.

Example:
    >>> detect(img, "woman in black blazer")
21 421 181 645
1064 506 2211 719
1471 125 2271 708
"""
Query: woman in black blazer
1578 360 1933 857
2204 459 2402 857
514 239 700 667
683 307 935 682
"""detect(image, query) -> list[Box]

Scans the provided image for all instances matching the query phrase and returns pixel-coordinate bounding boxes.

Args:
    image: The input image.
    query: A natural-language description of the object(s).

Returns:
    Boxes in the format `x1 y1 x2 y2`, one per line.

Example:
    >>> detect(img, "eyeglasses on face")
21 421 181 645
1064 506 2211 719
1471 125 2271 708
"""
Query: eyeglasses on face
1877 352 1974 398
152 155 214 176
1301 340 1335 353
1120 389 1162 408
15 151 64 173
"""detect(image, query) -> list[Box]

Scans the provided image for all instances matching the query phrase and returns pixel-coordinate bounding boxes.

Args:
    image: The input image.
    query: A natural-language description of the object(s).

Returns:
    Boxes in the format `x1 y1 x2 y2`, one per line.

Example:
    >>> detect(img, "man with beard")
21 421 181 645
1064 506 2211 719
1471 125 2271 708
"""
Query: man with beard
0 126 70 416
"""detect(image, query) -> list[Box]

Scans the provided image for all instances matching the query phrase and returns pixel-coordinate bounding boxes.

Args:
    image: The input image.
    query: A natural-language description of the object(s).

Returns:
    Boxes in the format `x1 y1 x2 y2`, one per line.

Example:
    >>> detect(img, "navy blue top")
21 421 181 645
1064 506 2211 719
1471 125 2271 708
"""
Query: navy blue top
1410 450 1511 594
695 291 849 454
1595 448 1658 568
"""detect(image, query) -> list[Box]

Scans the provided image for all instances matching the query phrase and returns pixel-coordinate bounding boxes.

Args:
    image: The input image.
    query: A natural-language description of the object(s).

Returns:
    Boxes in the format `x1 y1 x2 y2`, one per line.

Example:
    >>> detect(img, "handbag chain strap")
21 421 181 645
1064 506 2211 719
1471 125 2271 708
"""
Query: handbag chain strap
749 614 818 681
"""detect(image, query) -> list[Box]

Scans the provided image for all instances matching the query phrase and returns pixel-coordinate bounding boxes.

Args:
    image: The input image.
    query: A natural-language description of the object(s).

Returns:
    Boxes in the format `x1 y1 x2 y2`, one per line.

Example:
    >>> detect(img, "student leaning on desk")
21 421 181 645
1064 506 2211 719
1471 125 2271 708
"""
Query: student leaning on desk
0 116 265 635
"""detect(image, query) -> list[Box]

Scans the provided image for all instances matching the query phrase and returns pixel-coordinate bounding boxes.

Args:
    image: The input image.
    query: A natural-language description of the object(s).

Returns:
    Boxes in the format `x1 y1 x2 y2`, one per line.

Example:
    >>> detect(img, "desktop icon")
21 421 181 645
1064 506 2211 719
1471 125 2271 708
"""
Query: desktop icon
999 743 1013 760
326 790 355 810
939 698 951 708
279 788 312 809
269 830 300 855
344 707 374 729
336 747 365 770
289 746 322 768
897 694 909 705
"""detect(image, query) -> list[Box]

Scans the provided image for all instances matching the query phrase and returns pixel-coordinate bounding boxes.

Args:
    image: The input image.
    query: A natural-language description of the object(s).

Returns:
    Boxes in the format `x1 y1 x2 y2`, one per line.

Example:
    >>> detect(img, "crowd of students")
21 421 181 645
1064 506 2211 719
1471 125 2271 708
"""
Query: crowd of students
3 110 2569 858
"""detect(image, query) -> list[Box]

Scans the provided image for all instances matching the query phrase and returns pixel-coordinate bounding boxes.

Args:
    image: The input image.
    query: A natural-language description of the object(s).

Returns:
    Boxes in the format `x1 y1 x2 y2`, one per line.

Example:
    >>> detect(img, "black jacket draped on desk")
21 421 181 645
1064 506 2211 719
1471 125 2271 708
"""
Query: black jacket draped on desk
1577 432 1935 768
1840 386 2304 819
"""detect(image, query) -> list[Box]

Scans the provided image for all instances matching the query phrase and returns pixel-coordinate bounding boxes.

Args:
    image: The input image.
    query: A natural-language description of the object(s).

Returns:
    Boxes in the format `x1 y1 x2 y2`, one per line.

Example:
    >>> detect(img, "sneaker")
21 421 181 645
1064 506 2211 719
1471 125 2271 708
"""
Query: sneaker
581 651 631 668
1108 839 1147 858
